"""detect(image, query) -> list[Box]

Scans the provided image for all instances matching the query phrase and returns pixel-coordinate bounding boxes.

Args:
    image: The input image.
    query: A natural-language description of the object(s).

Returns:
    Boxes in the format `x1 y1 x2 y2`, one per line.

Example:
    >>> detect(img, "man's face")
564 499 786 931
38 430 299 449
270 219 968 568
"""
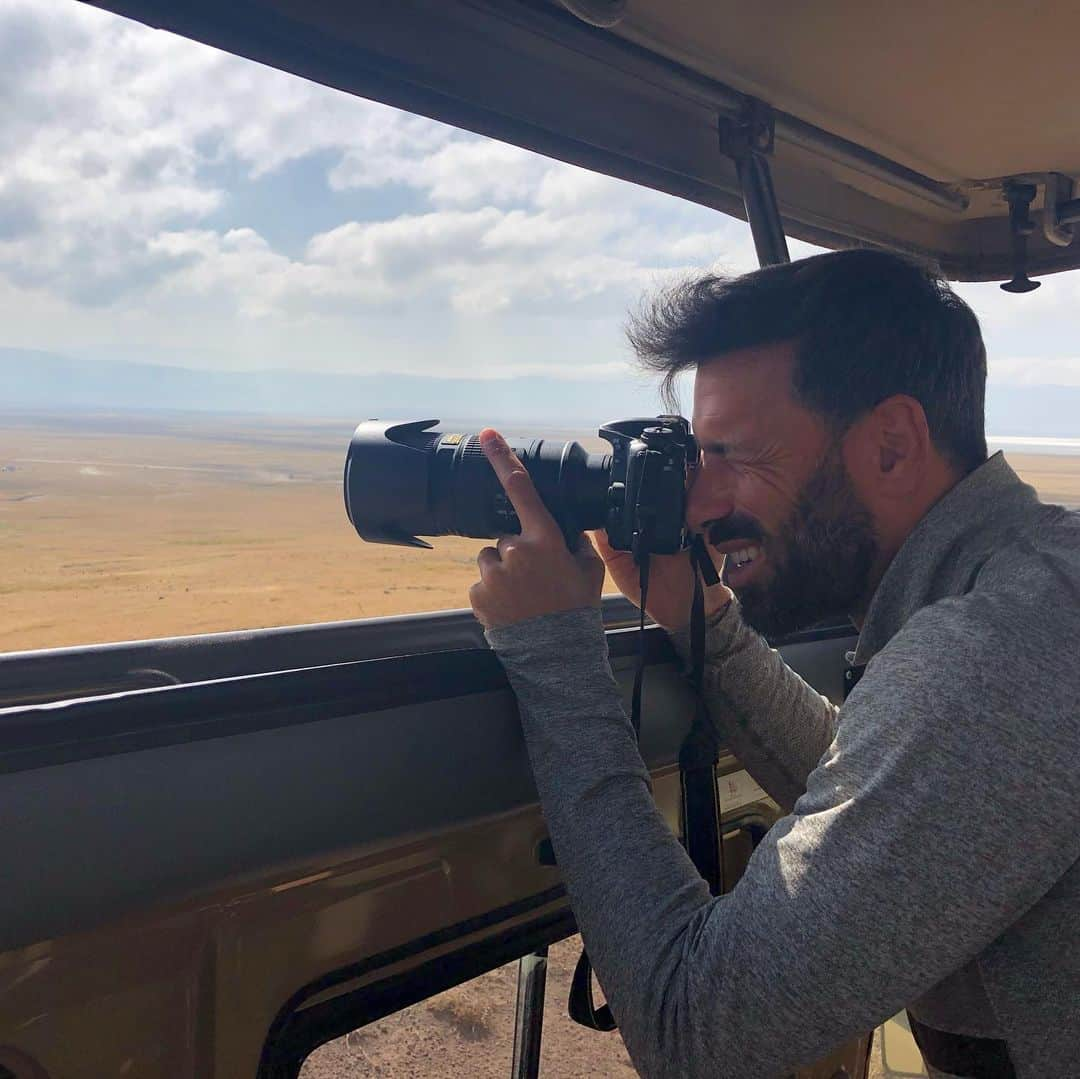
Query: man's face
687 342 879 637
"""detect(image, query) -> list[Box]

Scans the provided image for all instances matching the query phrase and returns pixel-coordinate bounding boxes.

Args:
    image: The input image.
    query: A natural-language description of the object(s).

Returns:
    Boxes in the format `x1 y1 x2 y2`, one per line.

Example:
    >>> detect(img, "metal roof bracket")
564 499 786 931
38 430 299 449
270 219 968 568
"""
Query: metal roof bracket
1000 181 1041 293
719 100 790 268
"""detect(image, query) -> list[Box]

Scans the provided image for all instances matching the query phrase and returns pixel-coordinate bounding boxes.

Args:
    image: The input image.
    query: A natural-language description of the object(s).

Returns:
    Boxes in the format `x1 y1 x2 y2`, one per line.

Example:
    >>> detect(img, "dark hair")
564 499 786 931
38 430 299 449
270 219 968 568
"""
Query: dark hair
627 248 988 473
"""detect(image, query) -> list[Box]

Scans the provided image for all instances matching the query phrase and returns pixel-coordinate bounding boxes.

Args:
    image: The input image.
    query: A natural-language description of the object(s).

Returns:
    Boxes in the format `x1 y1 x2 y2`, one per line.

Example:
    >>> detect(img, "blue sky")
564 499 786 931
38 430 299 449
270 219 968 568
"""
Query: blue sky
2 0 1080 423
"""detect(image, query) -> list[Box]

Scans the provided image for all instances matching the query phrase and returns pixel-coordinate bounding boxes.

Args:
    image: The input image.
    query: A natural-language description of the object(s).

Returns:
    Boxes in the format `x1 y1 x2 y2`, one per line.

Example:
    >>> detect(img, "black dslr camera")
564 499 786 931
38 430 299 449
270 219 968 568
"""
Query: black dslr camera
344 416 698 558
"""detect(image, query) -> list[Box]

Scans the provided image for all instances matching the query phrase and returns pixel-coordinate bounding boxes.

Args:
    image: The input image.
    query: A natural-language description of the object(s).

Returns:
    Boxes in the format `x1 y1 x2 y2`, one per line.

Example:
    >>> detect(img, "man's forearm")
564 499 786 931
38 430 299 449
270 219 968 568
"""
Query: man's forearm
670 601 838 811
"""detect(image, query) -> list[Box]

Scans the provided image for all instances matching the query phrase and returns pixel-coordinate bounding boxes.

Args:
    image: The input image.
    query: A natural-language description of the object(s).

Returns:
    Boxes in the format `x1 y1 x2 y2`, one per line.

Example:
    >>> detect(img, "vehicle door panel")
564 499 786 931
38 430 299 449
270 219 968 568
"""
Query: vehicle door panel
0 602 857 1077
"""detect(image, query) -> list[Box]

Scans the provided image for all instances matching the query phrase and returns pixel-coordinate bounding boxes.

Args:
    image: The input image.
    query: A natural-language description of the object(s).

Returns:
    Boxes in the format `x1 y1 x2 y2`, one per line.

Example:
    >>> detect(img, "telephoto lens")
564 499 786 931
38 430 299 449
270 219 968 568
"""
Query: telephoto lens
344 416 696 554
344 420 612 548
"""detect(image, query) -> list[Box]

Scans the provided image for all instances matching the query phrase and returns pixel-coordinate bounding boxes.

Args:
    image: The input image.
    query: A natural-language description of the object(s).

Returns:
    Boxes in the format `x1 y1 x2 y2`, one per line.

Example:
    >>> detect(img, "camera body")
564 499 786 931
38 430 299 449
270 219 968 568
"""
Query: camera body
343 415 698 558
598 416 696 555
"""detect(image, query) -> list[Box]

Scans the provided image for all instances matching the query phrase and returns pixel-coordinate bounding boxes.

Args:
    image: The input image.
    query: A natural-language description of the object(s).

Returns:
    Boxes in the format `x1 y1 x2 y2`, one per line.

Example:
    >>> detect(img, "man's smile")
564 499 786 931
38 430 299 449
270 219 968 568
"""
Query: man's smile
721 544 766 588
708 537 768 589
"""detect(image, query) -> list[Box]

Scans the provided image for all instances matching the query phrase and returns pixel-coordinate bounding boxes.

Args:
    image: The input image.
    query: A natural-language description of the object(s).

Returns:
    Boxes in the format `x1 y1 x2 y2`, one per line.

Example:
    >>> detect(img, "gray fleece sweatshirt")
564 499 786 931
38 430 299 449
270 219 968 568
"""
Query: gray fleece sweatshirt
485 453 1080 1079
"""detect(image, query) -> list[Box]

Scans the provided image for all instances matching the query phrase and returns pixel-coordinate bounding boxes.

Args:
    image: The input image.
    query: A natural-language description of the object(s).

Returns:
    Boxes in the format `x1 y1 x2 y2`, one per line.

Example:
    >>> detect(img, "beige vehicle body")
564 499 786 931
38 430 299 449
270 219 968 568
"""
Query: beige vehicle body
1 610 864 1077
3 2 1078 1076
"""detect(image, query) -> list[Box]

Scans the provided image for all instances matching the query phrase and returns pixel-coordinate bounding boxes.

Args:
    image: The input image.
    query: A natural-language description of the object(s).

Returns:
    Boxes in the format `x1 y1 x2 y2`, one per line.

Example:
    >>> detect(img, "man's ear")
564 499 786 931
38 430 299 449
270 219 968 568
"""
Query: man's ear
863 394 932 495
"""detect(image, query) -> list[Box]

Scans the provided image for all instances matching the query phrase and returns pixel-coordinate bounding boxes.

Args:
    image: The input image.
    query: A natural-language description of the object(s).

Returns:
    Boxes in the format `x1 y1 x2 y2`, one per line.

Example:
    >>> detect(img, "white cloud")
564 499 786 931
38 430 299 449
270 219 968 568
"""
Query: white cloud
139 204 695 323
8 0 1076 427
331 139 547 206
0 0 753 355
990 355 1080 386
956 274 1080 327
0 0 469 307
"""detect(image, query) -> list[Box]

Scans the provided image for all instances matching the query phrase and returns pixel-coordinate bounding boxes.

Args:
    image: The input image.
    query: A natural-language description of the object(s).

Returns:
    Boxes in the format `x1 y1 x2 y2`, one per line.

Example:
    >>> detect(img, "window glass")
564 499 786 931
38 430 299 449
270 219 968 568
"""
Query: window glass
4 2 1077 654
300 959 521 1076
300 937 635 1077
1 0 734 652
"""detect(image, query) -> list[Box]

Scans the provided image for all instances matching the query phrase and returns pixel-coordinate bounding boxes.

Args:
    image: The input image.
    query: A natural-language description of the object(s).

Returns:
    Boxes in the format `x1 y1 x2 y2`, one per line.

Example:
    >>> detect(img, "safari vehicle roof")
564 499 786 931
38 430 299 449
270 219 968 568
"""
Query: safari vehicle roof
86 0 1080 282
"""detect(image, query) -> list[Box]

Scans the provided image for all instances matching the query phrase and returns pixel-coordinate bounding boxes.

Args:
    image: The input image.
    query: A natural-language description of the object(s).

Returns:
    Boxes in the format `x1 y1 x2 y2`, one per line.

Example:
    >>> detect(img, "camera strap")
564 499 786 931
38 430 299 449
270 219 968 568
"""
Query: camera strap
629 550 651 737
681 537 725 896
569 540 724 1032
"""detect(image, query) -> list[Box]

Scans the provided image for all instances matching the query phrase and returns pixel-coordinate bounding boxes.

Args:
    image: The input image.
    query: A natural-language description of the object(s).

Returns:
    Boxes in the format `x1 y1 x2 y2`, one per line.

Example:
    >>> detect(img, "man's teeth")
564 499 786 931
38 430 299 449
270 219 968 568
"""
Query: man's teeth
730 545 761 568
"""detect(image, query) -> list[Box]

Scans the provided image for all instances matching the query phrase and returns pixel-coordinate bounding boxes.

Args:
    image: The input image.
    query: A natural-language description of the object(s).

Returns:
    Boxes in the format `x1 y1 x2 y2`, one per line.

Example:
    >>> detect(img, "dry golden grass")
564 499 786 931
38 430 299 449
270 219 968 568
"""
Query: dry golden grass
1005 451 1080 508
0 415 494 652
1 414 1077 654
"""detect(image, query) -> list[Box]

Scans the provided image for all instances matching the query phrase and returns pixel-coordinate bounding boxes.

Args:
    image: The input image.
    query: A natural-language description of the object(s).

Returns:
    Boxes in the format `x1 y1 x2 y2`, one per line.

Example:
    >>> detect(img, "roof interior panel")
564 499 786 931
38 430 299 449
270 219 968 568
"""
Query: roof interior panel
614 0 1080 180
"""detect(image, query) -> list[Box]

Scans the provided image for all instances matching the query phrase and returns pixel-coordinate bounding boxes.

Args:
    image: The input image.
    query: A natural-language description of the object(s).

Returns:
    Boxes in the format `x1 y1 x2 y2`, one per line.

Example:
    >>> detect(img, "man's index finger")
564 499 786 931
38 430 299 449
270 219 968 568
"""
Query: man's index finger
479 428 556 536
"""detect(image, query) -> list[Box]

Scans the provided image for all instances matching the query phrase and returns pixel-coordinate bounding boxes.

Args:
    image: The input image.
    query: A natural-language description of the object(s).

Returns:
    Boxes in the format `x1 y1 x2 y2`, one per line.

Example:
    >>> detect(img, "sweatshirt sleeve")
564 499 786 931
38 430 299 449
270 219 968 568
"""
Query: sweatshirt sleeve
484 597 1080 1079
669 601 839 811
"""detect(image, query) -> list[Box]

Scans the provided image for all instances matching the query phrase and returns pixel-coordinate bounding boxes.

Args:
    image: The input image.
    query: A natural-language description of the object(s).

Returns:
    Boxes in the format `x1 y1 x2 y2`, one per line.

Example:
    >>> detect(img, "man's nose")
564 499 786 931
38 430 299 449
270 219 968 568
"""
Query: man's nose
685 468 735 534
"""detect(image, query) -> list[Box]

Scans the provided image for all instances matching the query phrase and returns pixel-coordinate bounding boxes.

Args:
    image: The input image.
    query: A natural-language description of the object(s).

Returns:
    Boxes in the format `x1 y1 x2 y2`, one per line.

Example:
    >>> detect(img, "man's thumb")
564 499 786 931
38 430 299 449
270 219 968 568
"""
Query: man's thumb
574 532 602 565
590 529 624 565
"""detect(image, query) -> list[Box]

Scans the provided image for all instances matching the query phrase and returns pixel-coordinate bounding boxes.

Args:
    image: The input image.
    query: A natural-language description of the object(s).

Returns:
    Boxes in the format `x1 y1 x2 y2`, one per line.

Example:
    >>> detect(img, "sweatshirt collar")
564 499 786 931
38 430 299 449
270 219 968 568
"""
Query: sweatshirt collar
853 452 1040 665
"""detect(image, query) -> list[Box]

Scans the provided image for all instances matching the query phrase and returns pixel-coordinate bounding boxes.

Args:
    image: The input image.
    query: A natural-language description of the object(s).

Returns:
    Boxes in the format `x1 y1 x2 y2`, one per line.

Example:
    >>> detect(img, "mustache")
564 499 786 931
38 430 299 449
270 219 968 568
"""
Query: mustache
705 515 766 547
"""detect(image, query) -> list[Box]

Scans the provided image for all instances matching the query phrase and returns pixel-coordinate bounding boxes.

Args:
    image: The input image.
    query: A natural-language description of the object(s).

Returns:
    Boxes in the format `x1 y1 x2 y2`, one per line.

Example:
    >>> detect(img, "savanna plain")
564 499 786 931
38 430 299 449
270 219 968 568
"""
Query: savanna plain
1 411 515 653
4 411 1077 654
3 410 1077 1077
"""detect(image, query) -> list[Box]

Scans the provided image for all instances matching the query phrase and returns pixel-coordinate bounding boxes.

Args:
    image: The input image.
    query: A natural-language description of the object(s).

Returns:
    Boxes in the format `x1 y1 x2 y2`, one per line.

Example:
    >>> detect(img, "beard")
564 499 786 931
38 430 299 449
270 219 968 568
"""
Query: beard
719 443 879 638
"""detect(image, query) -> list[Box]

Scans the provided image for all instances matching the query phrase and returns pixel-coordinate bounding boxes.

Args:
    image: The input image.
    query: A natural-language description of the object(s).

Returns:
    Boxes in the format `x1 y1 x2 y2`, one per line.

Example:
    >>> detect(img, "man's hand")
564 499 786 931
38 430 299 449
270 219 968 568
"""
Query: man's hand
592 530 734 633
469 429 606 630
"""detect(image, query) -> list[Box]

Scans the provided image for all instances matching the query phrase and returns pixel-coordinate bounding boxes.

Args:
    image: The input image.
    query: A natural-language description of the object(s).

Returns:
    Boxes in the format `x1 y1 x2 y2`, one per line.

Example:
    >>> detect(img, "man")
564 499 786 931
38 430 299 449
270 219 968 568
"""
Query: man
468 249 1080 1078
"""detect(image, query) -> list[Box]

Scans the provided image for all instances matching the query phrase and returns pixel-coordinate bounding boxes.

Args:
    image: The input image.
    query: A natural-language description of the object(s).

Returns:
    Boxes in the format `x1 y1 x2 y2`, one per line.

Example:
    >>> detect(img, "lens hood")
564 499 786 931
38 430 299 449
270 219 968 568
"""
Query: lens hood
344 419 440 548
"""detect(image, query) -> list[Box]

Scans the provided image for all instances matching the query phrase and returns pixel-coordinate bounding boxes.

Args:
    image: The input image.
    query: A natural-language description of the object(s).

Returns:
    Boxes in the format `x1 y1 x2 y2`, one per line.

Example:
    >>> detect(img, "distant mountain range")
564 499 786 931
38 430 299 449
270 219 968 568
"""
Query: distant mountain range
1 347 1077 437
0 347 660 427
